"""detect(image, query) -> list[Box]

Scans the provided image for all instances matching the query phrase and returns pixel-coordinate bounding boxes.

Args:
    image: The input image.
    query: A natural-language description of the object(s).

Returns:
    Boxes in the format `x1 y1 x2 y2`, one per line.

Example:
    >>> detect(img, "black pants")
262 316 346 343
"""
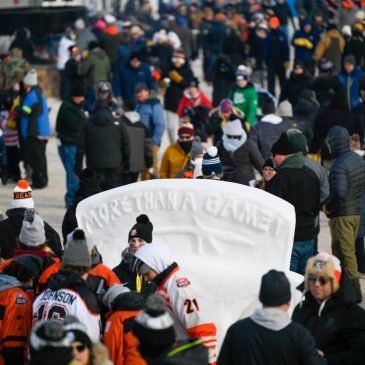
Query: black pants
267 64 286 97
356 237 365 273
6 145 21 181
26 136 48 188
94 167 122 191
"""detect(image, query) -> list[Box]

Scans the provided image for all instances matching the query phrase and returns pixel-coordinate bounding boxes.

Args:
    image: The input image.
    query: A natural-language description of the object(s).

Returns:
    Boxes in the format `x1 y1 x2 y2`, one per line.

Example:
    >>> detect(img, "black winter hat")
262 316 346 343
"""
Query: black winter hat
128 214 153 243
70 83 85 97
263 158 275 170
271 132 296 155
259 269 291 306
133 295 175 355
14 254 43 279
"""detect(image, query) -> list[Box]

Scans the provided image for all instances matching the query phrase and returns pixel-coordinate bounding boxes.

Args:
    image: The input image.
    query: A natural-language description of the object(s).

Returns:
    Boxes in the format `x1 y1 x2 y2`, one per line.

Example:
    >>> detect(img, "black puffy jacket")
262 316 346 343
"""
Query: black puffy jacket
324 126 365 218
76 100 130 170
293 274 365 365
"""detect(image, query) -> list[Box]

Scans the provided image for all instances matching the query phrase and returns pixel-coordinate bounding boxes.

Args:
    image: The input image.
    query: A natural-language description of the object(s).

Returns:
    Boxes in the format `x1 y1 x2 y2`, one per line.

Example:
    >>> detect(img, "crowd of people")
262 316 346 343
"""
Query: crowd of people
1 0 365 364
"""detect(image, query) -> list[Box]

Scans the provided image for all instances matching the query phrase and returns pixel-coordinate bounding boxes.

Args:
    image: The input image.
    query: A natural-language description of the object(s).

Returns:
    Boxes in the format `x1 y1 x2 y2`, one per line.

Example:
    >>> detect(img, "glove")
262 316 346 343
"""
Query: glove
168 70 183 83
0 165 7 186
283 61 290 70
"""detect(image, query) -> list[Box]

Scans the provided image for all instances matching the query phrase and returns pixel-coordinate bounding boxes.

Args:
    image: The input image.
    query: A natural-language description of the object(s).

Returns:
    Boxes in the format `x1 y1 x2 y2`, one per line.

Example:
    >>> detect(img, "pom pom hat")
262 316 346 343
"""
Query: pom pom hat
12 180 34 209
129 214 153 243
202 146 223 176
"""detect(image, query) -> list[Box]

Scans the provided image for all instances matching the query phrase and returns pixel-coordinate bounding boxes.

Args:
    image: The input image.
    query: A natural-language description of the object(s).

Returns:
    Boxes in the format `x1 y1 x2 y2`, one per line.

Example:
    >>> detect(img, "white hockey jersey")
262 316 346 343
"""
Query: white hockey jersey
32 272 101 341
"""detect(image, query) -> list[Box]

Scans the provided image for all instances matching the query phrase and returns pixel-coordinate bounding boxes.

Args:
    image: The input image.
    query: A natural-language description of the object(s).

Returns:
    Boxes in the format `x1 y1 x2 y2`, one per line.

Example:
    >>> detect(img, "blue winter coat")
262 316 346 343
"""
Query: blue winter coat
324 126 365 218
292 29 319 65
338 67 363 111
137 97 165 146
20 86 51 139
112 61 155 100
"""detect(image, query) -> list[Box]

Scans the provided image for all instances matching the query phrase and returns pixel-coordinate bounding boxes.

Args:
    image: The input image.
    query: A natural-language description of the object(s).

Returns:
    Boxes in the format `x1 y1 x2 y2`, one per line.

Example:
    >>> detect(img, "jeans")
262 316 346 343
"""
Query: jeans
58 144 79 206
290 240 314 275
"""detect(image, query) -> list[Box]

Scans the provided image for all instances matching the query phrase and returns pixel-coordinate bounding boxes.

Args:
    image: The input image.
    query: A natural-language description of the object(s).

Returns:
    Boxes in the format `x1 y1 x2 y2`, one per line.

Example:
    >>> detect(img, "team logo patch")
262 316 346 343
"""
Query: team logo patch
15 296 27 305
176 278 190 288
131 229 137 236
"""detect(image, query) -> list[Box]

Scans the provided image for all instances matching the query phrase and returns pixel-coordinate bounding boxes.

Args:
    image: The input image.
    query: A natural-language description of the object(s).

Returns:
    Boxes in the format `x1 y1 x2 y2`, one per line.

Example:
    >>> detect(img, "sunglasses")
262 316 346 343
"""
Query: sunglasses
307 275 331 285
227 135 241 140
72 344 87 352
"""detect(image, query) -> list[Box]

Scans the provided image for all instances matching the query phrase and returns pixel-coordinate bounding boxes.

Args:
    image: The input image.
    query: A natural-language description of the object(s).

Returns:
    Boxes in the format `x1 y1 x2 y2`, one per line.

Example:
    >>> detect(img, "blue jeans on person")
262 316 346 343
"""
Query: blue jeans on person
58 144 79 206
290 240 314 275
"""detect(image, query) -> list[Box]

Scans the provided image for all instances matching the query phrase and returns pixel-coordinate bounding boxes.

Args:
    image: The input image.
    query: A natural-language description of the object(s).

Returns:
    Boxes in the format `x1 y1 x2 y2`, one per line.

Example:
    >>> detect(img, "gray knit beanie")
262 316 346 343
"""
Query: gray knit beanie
102 284 130 309
62 229 91 267
191 136 203 160
19 209 46 247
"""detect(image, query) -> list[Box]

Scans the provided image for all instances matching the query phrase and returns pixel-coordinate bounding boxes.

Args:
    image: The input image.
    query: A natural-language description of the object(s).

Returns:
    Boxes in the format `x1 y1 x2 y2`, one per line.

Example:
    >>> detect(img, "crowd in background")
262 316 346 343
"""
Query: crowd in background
1 0 365 364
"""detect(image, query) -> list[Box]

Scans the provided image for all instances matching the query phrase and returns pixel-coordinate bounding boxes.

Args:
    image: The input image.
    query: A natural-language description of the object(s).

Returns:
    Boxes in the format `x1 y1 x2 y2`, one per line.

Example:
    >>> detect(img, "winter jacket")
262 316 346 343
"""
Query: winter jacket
56 100 87 145
293 274 365 365
0 274 33 365
218 307 325 365
76 102 130 170
20 86 50 139
177 89 213 118
103 292 146 365
163 64 194 113
206 108 246 145
149 44 174 75
1 51 30 90
279 72 313 108
311 74 342 106
304 157 329 204
222 31 246 68
313 29 345 71
149 262 217 364
217 136 264 185
112 61 154 100
263 29 290 66
79 48 111 89
292 29 319 65
344 36 365 70
137 95 165 146
337 5 359 27
0 207 62 260
9 27 34 63
227 83 258 126
100 29 124 66
75 29 97 53
249 114 290 161
338 67 363 111
323 126 365 218
274 3 294 26
33 269 101 341
267 152 320 240
160 142 192 179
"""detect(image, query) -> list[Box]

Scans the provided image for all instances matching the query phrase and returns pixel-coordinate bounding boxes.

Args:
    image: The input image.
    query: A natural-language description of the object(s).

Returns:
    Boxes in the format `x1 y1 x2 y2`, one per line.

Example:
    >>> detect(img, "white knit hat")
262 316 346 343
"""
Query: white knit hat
23 69 38 86
224 119 244 136
19 209 46 247
11 180 34 209
74 18 85 30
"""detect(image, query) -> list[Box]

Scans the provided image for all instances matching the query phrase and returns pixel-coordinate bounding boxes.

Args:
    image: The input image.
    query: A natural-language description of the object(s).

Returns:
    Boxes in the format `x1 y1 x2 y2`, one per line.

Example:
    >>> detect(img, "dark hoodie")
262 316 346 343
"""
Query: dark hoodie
75 99 130 170
324 126 365 218
0 208 62 259
293 273 365 365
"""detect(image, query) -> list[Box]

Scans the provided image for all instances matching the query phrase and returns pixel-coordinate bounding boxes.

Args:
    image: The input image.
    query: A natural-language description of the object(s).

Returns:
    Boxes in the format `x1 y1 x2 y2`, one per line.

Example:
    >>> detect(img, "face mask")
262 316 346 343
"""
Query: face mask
179 140 193 153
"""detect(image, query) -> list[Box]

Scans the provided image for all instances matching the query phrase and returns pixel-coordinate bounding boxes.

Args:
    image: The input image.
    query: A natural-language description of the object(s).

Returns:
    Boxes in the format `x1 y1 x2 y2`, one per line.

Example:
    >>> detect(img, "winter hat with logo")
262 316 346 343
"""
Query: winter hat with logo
224 119 244 136
178 123 195 137
344 54 356 66
12 179 34 209
23 68 38 86
129 214 153 243
202 146 223 176
305 252 342 293
236 65 249 80
64 316 92 350
62 229 91 267
133 294 175 351
19 209 46 247
14 254 43 279
29 320 73 365
271 132 296 155
220 99 233 113
102 284 131 309
191 136 204 159
259 269 291 306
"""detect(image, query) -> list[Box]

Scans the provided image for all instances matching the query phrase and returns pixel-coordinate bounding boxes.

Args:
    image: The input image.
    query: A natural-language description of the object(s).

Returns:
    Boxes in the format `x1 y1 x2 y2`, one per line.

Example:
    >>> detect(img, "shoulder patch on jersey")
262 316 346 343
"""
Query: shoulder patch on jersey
176 277 190 288
15 295 27 306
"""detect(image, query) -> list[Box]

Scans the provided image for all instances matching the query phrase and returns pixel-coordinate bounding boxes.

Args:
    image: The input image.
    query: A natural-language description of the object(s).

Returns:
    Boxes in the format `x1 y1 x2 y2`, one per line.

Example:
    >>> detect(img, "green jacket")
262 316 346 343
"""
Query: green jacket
56 100 87 145
228 83 258 126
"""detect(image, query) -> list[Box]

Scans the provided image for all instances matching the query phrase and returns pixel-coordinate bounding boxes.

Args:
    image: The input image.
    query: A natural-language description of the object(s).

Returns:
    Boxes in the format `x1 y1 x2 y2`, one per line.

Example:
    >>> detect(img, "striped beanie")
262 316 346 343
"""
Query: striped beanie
202 146 222 176
12 180 34 209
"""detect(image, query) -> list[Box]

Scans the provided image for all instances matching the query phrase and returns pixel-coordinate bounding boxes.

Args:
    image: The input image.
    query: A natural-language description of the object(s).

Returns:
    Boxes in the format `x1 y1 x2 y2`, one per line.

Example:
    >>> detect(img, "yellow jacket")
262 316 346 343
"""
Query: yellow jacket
160 142 191 178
